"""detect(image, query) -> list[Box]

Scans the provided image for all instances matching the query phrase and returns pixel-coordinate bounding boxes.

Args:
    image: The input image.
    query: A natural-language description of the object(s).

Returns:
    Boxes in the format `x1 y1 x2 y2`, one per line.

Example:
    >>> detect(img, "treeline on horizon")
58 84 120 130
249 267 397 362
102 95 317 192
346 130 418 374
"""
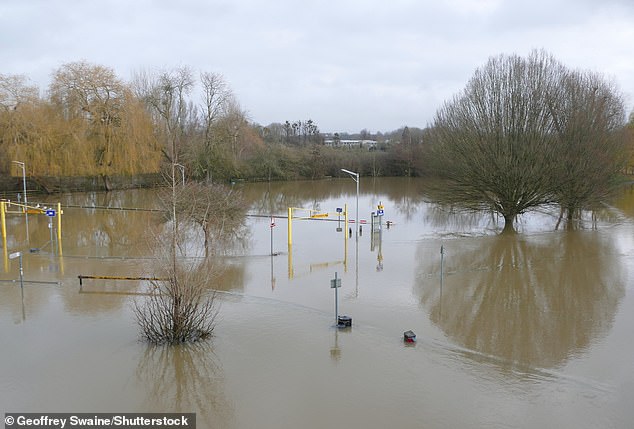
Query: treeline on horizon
0 61 430 184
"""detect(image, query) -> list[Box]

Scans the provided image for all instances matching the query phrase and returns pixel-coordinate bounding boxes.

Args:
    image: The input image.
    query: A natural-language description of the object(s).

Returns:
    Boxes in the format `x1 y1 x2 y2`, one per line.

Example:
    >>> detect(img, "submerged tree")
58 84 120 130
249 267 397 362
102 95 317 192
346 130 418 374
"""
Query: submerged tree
429 50 626 233
134 179 248 344
174 181 248 257
547 70 626 226
133 258 219 344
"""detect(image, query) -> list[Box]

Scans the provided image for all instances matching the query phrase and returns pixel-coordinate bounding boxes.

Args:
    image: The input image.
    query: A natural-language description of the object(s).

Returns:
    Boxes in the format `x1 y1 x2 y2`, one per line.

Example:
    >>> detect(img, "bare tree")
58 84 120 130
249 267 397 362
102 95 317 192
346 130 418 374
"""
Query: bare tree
132 67 194 164
133 257 219 344
133 178 249 343
429 50 626 233
174 181 248 257
200 71 231 148
0 74 39 110
547 70 627 226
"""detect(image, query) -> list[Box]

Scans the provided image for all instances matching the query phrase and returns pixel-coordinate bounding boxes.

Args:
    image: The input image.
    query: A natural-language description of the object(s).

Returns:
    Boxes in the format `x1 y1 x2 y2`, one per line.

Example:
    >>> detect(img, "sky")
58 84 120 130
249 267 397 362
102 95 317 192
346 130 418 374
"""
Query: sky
1 0 633 133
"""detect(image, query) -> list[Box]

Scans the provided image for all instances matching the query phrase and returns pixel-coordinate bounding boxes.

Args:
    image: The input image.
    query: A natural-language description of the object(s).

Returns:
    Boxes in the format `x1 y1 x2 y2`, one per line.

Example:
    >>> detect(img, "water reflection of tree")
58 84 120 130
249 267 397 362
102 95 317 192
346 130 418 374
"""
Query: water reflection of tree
422 204 498 233
416 232 624 369
136 343 234 429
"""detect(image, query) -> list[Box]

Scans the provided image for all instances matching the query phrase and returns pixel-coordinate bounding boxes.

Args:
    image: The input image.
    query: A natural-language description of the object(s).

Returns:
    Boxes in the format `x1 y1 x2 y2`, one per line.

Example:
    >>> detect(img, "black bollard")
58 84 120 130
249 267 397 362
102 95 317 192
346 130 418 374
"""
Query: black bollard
337 315 352 328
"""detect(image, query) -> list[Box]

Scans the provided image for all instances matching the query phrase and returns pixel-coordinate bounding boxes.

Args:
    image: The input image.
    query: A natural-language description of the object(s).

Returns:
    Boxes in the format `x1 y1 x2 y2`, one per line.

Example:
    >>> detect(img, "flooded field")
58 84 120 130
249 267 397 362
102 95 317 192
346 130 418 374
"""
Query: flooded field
1 178 633 428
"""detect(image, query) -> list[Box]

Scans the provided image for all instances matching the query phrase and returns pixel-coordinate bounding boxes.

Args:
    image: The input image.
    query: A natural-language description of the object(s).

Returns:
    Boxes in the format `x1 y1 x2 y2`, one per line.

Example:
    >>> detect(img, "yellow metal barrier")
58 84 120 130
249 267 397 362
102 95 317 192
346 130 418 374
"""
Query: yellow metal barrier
0 201 63 254
1 202 6 273
78 275 168 286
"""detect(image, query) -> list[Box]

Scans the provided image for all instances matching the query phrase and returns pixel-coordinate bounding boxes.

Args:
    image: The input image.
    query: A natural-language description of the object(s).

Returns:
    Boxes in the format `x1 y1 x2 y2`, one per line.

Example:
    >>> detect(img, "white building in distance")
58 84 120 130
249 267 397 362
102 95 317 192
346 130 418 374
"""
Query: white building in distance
324 139 377 149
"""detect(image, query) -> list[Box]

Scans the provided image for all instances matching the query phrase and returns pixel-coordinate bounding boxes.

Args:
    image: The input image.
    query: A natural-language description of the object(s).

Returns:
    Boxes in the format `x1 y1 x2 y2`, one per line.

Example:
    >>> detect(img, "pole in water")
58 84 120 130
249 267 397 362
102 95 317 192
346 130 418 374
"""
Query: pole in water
18 253 24 290
270 216 274 256
334 272 338 324
440 245 444 292
331 271 342 325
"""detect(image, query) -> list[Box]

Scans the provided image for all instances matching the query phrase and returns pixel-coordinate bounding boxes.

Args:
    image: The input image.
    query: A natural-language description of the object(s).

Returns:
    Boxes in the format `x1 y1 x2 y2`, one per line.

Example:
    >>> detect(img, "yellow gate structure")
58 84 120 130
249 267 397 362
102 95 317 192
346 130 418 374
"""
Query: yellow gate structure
1 201 63 272
286 204 349 279
287 204 348 246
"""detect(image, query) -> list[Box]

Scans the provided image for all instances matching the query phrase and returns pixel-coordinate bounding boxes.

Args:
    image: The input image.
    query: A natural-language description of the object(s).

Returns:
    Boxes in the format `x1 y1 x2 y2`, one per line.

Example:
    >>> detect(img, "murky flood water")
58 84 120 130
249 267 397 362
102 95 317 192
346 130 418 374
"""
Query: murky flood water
1 178 634 428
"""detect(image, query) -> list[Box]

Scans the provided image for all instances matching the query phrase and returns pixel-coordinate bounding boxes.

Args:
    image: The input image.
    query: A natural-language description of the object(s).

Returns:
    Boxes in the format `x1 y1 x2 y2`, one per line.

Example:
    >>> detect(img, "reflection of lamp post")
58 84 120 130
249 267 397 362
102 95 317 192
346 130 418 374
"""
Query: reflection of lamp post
340 168 359 238
11 161 27 205
174 163 185 187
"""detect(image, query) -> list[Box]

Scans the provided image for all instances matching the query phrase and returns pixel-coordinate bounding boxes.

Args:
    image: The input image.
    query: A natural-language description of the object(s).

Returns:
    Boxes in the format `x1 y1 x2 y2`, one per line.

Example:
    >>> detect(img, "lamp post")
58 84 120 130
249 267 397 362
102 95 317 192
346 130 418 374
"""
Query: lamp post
11 161 27 206
340 168 359 238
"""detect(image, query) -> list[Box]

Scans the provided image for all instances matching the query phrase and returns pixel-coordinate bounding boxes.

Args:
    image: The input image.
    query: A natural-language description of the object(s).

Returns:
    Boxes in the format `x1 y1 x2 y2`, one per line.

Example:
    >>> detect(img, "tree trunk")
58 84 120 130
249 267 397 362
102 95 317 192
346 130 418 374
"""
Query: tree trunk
502 214 516 234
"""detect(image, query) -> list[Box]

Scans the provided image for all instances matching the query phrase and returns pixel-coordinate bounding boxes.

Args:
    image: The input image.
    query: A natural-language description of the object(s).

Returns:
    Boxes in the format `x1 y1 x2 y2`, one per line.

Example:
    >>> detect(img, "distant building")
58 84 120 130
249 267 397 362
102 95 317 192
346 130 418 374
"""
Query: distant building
324 139 377 149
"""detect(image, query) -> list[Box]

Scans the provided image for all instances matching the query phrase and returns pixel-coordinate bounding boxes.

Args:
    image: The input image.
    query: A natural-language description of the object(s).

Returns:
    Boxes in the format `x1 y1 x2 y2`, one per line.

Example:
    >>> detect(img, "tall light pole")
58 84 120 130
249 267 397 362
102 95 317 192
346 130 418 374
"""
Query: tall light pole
341 168 359 239
11 161 27 206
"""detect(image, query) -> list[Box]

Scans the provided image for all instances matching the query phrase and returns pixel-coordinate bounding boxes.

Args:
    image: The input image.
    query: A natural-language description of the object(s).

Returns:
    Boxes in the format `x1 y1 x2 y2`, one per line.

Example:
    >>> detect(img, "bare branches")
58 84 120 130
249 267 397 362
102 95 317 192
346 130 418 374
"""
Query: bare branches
429 50 627 232
133 259 219 344
0 74 39 110
169 181 248 257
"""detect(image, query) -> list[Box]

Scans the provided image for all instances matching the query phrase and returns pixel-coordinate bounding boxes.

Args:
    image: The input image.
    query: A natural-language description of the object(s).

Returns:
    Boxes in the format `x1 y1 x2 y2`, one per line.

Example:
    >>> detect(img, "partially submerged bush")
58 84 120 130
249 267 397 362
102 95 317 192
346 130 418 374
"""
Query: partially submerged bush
134 262 218 344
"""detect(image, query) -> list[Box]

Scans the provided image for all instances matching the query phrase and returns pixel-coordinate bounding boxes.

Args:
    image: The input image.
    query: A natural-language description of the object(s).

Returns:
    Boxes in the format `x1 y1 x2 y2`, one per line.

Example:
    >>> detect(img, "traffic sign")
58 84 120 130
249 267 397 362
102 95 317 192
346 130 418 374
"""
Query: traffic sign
45 209 56 217
377 209 384 216
330 278 341 288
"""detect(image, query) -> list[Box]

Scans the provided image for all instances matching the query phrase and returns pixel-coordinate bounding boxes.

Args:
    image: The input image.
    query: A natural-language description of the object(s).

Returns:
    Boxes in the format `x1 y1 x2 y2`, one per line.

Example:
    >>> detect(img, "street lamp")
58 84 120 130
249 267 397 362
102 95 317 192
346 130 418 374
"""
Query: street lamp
11 161 27 206
340 168 359 238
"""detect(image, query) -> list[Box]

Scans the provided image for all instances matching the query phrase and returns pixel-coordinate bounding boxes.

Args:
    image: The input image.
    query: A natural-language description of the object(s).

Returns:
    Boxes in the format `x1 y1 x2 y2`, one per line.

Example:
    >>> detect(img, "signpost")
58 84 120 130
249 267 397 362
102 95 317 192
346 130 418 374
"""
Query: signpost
270 216 276 257
9 251 24 289
331 272 342 325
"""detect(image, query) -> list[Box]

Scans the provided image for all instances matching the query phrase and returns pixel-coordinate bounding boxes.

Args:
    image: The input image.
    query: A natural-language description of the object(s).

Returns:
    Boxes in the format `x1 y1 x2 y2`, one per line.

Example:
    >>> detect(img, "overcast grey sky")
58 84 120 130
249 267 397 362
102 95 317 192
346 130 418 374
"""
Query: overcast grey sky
1 0 633 133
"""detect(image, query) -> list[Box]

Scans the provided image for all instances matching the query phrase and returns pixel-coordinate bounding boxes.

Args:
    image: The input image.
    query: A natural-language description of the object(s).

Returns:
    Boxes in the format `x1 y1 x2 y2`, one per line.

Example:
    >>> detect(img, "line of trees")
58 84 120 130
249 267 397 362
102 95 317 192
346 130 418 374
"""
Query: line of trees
0 60 441 186
0 63 161 178
1 57 633 197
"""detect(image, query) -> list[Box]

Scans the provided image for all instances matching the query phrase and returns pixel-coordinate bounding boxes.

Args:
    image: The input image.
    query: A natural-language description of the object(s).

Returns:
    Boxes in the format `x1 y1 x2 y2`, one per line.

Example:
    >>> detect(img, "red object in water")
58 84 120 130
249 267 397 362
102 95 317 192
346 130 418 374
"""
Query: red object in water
404 330 416 342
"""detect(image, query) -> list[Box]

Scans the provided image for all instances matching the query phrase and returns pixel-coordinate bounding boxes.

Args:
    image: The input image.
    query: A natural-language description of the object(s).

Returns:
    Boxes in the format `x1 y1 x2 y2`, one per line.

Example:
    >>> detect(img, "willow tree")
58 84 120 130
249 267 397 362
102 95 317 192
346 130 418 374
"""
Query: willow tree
0 74 40 173
429 50 626 233
49 61 126 170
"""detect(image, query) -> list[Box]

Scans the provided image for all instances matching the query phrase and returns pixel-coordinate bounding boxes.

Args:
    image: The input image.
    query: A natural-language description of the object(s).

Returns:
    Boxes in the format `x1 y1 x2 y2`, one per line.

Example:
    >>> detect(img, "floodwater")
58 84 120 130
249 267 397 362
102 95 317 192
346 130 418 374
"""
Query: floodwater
1 177 634 428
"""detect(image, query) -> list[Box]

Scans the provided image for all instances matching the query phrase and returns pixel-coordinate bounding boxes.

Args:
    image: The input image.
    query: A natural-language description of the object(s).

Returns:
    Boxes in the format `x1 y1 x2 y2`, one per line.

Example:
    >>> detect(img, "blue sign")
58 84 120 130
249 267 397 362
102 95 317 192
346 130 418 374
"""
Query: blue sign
377 209 384 216
45 209 56 217
336 207 343 213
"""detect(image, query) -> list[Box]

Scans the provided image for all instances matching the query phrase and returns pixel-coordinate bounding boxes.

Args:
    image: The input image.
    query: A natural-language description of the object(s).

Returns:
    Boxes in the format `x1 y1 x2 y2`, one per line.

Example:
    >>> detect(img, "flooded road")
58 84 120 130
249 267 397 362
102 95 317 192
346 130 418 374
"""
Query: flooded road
1 178 634 428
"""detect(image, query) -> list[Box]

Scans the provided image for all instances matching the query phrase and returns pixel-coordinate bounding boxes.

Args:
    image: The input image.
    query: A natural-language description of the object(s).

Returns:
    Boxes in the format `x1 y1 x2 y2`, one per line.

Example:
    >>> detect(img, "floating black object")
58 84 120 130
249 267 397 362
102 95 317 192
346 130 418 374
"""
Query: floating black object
404 330 416 342
337 315 352 328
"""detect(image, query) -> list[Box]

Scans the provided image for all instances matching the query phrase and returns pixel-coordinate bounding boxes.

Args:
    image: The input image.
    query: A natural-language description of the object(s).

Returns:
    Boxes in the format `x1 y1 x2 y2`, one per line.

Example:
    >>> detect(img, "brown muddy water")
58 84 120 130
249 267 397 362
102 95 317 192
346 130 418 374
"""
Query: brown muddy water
1 178 634 428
